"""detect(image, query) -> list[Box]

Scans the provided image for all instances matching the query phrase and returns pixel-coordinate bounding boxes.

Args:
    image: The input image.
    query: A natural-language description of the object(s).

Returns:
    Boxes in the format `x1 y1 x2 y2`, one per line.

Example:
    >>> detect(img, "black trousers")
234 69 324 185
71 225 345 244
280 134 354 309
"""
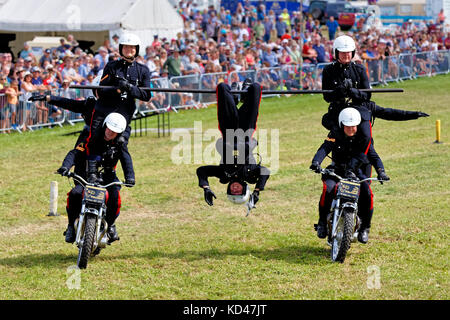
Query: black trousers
216 82 261 137
216 82 262 165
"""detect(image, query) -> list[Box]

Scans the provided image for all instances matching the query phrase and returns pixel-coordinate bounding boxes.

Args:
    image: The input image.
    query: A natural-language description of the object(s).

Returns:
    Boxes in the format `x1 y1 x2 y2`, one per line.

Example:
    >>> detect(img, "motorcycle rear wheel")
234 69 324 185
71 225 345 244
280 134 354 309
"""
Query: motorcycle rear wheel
331 208 354 263
77 214 97 269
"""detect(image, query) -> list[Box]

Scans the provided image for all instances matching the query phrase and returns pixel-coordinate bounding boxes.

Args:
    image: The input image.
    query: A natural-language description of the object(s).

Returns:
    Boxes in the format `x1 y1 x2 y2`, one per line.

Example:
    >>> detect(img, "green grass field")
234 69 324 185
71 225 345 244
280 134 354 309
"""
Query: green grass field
0 75 449 300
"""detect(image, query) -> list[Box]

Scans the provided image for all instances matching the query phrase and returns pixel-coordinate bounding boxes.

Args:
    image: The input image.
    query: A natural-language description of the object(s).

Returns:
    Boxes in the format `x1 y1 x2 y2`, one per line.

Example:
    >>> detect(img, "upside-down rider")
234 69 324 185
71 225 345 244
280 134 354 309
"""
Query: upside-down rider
196 79 270 209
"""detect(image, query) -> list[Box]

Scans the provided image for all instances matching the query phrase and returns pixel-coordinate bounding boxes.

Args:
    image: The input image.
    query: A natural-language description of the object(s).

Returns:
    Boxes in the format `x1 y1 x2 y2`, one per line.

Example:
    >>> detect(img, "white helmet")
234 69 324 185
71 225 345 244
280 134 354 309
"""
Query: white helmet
339 108 361 127
333 35 356 59
227 182 251 204
119 33 141 58
103 112 127 133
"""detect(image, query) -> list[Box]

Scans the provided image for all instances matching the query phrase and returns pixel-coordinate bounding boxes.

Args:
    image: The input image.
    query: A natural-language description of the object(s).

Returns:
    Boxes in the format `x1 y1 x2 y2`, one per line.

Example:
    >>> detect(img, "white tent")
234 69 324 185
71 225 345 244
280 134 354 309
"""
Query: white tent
0 0 184 54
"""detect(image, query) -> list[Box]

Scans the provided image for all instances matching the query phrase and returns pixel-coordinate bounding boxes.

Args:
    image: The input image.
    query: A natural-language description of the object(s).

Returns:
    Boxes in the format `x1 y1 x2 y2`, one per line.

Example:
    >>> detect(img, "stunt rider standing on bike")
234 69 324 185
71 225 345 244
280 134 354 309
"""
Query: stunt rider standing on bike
310 108 373 244
60 113 134 244
321 34 429 180
85 33 151 183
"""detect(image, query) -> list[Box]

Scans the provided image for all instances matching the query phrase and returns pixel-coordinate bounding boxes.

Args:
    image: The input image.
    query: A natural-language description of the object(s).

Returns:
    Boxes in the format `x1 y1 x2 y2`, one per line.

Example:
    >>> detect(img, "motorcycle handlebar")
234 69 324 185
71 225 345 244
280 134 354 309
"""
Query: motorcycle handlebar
314 168 387 184
65 172 133 188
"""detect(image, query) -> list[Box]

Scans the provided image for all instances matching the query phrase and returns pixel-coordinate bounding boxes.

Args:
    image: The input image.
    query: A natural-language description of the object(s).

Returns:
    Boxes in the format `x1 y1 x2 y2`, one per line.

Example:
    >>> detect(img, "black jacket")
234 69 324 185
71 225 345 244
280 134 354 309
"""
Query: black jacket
197 164 270 191
312 128 369 177
96 59 152 122
61 135 135 183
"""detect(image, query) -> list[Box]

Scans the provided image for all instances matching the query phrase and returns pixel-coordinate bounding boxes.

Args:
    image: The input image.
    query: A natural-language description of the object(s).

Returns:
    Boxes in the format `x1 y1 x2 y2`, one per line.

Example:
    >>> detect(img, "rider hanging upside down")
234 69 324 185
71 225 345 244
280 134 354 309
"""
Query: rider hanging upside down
196 79 270 208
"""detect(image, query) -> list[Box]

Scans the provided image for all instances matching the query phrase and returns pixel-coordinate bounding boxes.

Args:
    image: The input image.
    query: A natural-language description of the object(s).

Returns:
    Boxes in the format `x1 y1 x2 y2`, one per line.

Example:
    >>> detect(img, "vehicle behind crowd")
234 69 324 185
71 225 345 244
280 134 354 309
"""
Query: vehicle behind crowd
314 168 384 263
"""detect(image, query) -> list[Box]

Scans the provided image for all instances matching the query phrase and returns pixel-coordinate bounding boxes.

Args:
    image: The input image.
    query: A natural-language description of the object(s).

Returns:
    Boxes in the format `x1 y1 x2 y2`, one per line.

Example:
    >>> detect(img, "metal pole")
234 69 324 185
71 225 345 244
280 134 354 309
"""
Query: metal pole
69 85 404 94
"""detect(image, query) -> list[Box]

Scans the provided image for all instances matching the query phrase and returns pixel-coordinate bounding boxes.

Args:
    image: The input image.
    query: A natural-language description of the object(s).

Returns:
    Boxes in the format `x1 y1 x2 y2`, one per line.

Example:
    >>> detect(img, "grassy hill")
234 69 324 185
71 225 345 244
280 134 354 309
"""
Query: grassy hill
0 75 448 300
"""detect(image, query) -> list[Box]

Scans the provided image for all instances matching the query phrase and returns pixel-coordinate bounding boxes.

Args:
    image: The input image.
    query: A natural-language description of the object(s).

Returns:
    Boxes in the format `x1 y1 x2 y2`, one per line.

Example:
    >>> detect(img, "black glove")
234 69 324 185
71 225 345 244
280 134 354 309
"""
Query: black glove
347 88 360 99
251 190 260 205
345 170 358 181
342 78 353 90
310 161 321 173
28 94 47 102
416 111 429 118
56 166 69 177
377 169 390 184
203 187 216 206
125 177 135 187
118 79 133 93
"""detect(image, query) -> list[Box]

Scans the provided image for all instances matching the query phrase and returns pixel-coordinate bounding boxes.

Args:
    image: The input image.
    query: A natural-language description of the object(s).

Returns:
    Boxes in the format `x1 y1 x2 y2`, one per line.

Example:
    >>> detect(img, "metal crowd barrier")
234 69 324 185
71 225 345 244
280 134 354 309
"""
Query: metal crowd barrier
1 50 449 134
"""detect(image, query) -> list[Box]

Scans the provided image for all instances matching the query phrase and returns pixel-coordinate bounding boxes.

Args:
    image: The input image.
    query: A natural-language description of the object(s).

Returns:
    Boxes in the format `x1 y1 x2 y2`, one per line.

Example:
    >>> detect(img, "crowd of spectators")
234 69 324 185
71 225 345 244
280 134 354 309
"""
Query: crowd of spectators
1 1 450 132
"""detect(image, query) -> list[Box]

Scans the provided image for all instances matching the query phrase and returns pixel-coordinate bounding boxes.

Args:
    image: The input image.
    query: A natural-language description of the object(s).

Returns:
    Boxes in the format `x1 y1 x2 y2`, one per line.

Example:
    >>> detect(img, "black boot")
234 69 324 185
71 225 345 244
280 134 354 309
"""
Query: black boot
314 220 328 239
240 78 253 102
63 224 76 243
358 227 370 244
231 82 241 105
107 224 120 244
87 160 98 183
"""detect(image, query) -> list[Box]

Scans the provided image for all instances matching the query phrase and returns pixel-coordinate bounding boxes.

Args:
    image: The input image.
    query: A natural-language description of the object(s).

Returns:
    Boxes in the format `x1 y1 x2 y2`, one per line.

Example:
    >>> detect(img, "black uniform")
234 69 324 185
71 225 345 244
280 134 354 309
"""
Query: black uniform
86 59 151 159
196 82 270 195
312 127 373 230
62 134 135 227
48 95 133 227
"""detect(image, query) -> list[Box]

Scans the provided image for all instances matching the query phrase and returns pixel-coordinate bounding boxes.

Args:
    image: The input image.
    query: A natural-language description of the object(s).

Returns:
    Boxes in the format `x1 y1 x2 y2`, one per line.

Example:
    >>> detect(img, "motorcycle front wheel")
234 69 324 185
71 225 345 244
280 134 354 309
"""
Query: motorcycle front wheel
331 207 354 263
77 214 97 269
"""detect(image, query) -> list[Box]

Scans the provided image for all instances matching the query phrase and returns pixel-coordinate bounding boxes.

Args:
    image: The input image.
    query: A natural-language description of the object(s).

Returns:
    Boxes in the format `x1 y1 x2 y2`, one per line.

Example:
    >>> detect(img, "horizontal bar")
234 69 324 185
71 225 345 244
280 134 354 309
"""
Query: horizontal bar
70 85 403 94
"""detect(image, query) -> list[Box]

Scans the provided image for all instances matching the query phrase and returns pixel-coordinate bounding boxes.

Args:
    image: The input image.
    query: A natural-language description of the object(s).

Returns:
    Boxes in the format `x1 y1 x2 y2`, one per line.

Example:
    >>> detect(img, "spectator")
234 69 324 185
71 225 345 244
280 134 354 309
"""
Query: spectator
326 16 339 41
275 15 287 39
163 49 184 78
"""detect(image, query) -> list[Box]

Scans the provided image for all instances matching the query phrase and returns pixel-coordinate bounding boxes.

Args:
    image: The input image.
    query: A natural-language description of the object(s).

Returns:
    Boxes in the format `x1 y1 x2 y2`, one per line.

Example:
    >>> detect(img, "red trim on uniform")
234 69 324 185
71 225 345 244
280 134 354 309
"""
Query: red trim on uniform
319 181 327 207
85 109 96 156
364 122 373 155
105 190 109 204
369 184 374 210
116 192 121 216
66 192 70 209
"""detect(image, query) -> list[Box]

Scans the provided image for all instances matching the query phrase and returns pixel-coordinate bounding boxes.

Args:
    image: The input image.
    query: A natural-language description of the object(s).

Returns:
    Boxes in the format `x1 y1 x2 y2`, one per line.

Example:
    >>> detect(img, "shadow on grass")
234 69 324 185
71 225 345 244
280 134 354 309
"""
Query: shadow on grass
102 245 331 265
0 253 75 268
0 245 330 268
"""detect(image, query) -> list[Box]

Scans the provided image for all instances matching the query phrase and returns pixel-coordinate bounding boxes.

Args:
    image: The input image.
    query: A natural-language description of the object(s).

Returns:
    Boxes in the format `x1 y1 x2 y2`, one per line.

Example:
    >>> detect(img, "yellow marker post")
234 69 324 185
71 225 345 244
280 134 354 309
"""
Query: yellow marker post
434 120 442 144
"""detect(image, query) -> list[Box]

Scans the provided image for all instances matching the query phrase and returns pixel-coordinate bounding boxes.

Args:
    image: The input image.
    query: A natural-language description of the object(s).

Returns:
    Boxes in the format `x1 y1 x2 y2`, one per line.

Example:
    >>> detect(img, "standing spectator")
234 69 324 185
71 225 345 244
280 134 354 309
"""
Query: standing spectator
326 16 339 40
163 49 184 78
312 35 327 63
275 16 288 39
253 19 265 40
437 9 445 25
263 16 273 42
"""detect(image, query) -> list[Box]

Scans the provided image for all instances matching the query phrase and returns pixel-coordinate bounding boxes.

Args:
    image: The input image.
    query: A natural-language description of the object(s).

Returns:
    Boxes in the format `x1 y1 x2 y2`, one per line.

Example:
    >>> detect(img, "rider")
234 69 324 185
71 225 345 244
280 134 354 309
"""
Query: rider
60 113 134 244
85 33 151 183
196 80 270 207
310 108 373 244
321 34 429 180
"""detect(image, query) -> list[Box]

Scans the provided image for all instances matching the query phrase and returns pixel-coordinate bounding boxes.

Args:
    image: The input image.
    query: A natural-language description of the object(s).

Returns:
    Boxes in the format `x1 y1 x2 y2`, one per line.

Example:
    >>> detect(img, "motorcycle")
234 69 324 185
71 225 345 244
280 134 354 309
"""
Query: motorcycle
314 168 384 263
66 171 130 269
